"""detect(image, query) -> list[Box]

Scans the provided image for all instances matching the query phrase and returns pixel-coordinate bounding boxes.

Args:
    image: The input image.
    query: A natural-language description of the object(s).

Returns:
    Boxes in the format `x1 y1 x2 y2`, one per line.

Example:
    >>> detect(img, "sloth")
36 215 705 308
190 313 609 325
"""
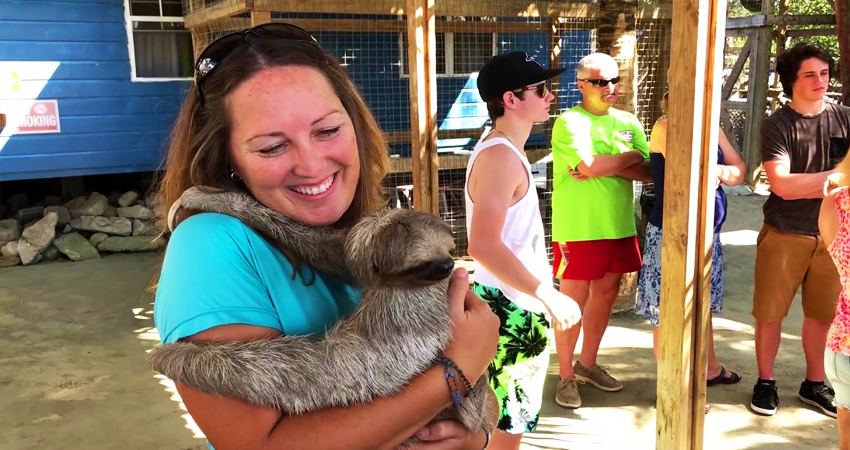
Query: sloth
148 186 496 447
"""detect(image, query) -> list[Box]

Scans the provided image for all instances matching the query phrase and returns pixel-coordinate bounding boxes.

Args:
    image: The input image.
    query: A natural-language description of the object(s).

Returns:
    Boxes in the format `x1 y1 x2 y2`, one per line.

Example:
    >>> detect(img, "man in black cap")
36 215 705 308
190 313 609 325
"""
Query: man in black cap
464 51 582 449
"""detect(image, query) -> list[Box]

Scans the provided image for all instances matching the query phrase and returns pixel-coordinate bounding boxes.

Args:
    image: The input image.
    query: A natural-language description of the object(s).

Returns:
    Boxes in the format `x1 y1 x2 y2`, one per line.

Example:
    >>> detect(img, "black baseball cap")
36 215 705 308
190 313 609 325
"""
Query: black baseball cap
477 51 566 102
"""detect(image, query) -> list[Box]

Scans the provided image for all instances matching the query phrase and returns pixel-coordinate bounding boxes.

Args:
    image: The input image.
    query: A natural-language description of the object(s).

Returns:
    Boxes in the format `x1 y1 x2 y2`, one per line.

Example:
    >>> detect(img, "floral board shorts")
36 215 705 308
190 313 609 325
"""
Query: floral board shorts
471 282 551 434
636 222 724 327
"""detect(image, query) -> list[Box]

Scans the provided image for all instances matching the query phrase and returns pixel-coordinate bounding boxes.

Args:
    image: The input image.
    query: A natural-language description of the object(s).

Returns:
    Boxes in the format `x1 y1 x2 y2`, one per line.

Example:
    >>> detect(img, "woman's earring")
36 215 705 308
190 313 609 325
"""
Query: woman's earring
230 169 242 182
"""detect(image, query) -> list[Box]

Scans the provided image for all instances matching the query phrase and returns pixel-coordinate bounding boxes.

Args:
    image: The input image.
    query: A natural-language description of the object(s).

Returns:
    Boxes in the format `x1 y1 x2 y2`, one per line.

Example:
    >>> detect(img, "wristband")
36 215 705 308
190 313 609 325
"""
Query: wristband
439 363 463 409
438 356 474 396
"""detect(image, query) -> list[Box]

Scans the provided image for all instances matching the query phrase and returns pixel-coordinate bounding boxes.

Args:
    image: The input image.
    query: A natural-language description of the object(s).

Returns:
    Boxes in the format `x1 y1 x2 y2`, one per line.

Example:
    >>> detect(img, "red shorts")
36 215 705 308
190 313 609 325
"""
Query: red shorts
553 236 642 281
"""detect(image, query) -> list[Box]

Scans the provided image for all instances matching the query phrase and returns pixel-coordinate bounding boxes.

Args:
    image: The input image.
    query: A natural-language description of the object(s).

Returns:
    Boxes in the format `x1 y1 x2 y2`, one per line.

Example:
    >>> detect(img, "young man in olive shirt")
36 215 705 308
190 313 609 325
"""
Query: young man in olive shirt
751 42 850 418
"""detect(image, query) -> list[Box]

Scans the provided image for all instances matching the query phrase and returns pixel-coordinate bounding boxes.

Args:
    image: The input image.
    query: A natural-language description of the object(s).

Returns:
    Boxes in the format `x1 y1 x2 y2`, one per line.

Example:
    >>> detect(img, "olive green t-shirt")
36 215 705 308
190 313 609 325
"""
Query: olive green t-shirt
760 103 850 236
551 105 650 242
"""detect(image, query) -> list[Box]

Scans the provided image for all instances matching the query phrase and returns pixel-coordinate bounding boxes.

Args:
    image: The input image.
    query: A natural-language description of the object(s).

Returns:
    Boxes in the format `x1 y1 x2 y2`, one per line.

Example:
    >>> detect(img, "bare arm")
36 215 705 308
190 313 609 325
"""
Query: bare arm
166 263 501 450
575 151 645 178
467 146 580 328
467 146 550 299
614 160 652 181
819 187 844 247
175 315 493 450
763 159 835 200
716 128 746 186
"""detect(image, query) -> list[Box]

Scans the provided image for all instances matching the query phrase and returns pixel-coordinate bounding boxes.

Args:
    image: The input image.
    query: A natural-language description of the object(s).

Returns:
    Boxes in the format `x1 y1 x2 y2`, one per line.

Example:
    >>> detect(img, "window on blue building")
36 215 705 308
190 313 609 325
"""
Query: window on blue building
126 0 194 80
400 32 495 77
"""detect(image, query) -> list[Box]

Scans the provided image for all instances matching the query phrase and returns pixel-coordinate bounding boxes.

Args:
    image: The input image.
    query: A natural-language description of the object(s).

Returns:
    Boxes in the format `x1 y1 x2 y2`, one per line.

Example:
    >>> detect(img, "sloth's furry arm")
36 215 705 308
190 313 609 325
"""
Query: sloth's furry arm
148 283 454 416
176 186 351 282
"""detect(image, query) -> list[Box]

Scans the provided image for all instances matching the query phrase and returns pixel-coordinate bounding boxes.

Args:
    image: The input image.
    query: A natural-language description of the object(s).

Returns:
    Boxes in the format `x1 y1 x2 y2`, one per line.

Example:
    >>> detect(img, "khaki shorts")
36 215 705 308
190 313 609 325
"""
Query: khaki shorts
752 223 840 323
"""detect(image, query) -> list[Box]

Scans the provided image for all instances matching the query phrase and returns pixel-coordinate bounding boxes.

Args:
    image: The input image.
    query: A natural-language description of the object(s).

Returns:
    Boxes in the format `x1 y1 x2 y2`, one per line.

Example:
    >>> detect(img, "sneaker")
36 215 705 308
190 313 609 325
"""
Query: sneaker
750 380 779 416
574 361 623 392
555 377 582 408
798 380 838 418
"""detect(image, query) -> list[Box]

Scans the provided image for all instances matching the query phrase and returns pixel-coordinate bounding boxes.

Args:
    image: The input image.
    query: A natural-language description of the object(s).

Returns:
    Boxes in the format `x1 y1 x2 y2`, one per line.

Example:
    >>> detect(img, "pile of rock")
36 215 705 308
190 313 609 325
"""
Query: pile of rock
0 190 167 267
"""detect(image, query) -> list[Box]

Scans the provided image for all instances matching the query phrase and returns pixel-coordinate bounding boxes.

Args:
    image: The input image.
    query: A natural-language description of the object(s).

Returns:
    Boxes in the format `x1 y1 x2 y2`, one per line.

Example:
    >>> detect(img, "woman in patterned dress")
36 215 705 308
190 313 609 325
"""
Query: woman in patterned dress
635 92 747 405
818 157 850 450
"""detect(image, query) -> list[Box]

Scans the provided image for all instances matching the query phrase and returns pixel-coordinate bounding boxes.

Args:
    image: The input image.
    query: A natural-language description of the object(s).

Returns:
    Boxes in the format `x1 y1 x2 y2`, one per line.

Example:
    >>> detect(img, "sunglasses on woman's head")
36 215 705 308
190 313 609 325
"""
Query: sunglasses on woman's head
513 82 549 99
579 76 621 88
194 23 321 105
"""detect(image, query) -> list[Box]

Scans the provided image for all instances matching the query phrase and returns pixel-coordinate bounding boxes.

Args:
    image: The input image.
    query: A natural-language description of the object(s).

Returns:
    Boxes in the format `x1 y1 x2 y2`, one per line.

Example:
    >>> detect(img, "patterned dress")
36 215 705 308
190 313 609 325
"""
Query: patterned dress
826 188 850 356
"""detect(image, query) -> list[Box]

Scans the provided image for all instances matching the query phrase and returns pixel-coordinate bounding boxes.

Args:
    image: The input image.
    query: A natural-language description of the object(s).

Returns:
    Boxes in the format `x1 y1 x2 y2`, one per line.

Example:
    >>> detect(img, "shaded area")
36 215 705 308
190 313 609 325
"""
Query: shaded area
0 194 840 450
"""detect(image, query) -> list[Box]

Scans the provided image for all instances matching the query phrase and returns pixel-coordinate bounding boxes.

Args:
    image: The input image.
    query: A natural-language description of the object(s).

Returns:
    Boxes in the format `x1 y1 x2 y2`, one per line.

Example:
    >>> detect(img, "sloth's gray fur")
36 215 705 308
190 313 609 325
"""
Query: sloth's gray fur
147 186 496 446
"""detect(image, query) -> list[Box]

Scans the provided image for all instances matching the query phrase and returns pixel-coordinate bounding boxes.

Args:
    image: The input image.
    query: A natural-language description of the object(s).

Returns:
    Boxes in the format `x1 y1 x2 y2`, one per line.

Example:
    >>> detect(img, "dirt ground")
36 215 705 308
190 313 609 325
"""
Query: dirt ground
0 194 842 450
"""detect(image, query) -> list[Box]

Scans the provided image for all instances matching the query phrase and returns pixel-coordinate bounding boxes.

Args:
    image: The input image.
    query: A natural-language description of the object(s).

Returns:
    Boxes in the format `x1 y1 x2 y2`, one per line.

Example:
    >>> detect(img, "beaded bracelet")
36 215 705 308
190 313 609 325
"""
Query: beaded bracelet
438 356 475 396
440 362 463 409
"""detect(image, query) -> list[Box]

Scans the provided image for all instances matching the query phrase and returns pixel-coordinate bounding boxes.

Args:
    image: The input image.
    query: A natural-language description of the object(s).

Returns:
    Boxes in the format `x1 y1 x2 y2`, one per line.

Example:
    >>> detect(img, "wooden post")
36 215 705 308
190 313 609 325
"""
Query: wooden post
770 0 789 112
549 18 563 121
657 0 725 448
835 0 850 105
742 0 773 185
251 10 271 26
191 26 211 60
405 0 439 214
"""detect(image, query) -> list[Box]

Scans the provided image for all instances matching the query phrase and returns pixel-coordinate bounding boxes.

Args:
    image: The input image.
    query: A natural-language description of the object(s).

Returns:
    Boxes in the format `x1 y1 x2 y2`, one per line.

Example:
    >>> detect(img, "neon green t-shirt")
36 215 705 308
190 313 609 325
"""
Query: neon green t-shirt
551 105 650 242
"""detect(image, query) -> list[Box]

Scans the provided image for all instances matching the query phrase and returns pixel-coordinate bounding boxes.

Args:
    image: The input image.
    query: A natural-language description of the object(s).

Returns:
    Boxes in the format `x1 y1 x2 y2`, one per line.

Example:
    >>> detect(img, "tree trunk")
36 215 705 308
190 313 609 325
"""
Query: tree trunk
598 0 641 313
835 0 850 105
597 0 638 114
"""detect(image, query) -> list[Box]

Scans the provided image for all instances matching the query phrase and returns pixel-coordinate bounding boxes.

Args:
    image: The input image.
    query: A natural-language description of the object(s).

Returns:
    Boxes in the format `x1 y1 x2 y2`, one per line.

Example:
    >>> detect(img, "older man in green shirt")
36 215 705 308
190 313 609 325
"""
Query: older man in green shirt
550 52 651 409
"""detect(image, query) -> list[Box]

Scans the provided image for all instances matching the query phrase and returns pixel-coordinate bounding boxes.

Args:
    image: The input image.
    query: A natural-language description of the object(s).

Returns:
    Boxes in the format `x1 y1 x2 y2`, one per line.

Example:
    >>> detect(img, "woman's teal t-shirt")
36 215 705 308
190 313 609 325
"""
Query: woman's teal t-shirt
153 212 360 449
153 212 360 344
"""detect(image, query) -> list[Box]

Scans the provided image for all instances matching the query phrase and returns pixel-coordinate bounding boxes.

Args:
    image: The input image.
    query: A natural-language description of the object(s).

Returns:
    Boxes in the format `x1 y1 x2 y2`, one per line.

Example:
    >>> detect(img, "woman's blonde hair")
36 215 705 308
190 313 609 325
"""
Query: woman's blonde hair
151 32 388 279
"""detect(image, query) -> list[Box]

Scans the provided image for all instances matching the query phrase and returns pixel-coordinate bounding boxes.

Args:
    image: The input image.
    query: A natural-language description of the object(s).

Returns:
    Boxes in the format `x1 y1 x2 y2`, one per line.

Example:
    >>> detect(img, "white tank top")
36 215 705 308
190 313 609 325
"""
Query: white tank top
464 136 550 313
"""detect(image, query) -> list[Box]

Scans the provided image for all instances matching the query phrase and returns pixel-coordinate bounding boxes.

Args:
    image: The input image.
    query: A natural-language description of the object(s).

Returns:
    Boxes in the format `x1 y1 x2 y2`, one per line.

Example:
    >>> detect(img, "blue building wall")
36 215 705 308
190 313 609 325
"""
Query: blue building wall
0 0 189 182
313 27 592 157
0 4 592 181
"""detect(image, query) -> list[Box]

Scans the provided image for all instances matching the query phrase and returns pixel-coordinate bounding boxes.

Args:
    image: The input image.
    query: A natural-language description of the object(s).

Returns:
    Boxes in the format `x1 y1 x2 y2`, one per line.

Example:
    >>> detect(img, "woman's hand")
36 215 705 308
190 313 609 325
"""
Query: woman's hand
443 268 500 385
406 420 488 450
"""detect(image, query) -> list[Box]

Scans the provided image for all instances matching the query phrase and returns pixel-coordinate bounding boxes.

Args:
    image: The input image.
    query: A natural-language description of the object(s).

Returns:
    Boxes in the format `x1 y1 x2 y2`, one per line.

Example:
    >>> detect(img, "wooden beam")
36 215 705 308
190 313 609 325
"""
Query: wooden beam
721 36 751 101
274 18 568 33
386 148 550 174
726 13 836 30
252 0 596 18
772 14 837 26
658 0 725 448
406 0 439 214
184 0 251 29
382 123 548 144
726 14 766 29
784 27 837 37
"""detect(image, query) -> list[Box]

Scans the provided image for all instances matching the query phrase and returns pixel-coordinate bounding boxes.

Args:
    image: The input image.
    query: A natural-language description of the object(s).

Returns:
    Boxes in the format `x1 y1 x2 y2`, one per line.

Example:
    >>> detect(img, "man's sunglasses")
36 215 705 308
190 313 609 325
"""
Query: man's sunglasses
579 76 621 87
194 23 320 105
513 82 549 98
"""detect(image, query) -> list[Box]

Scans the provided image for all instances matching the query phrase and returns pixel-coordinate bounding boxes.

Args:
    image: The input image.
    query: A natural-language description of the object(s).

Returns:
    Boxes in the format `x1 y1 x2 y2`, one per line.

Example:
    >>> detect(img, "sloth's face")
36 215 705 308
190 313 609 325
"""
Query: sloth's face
346 209 455 288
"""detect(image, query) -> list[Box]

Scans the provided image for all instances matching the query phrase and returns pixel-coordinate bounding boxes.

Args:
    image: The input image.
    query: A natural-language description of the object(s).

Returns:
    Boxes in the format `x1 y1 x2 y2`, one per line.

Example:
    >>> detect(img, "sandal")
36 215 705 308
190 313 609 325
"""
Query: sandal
707 366 742 387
